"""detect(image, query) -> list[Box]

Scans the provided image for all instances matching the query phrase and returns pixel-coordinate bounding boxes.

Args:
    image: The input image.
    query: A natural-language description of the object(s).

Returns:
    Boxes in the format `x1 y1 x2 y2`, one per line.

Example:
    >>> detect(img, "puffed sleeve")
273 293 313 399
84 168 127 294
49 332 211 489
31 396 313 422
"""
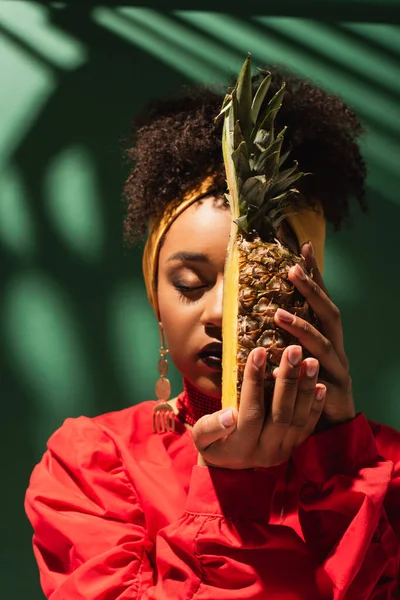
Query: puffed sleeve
26 416 326 599
293 413 400 600
25 416 156 599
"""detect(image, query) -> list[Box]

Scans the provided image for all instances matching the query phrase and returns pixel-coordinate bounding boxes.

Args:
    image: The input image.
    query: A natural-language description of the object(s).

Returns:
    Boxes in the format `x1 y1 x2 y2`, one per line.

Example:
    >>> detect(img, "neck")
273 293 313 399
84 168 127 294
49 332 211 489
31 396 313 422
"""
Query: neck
176 379 222 427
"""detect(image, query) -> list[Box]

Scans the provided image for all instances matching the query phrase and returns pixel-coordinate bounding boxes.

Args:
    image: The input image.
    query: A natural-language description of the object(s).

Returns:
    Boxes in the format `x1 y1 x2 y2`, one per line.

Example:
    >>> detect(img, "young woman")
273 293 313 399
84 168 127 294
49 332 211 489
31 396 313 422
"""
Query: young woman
25 68 400 599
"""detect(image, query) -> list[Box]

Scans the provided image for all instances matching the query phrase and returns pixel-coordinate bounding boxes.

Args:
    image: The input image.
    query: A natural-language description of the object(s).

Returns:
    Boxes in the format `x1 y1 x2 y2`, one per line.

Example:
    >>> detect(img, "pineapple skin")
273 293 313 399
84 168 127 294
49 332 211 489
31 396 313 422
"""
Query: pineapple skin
236 233 318 406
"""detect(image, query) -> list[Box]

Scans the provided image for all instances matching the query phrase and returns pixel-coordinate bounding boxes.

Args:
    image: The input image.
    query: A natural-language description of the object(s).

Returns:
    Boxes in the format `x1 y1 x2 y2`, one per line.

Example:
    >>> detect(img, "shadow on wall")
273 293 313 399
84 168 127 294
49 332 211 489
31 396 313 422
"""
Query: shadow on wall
1 6 189 600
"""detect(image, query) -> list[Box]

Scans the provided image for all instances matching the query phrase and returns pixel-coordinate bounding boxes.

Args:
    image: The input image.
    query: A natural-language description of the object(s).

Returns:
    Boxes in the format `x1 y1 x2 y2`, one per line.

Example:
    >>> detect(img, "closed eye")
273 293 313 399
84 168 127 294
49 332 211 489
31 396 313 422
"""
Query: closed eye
172 282 208 303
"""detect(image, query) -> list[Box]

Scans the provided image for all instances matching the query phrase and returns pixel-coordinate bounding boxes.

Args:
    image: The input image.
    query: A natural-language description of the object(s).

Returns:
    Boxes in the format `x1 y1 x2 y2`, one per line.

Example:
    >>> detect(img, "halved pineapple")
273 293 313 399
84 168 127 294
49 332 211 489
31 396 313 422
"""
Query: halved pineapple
219 55 319 409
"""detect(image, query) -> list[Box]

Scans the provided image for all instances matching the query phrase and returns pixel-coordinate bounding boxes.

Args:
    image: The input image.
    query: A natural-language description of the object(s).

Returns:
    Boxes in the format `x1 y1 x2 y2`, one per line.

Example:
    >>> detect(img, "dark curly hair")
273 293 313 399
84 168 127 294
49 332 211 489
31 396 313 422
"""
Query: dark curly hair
122 66 367 244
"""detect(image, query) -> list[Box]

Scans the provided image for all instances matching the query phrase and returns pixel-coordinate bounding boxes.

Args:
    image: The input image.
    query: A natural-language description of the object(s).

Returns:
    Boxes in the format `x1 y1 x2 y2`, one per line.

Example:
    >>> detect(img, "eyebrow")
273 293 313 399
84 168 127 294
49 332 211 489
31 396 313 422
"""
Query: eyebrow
167 251 209 263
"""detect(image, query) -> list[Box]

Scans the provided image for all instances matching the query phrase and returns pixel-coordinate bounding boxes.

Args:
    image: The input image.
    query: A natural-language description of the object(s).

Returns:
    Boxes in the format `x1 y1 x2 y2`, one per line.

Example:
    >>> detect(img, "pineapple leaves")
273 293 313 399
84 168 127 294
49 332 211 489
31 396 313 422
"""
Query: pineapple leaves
279 148 291 168
219 55 304 242
250 86 285 143
253 140 283 175
264 151 282 184
253 129 272 152
265 84 286 122
269 171 304 198
215 93 232 123
228 92 237 137
234 120 245 150
251 72 271 126
241 176 269 207
235 215 250 231
232 142 251 182
235 53 253 141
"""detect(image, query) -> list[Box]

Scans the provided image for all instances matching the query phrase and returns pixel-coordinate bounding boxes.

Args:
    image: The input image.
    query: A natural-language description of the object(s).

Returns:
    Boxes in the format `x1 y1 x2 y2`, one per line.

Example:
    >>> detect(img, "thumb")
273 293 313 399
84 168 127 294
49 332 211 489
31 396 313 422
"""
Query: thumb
192 407 237 452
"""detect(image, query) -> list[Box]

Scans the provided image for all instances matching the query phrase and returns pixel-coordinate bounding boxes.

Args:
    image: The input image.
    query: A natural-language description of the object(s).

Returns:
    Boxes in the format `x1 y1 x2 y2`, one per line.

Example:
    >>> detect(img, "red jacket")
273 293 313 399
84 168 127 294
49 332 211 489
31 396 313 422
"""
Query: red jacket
25 402 400 599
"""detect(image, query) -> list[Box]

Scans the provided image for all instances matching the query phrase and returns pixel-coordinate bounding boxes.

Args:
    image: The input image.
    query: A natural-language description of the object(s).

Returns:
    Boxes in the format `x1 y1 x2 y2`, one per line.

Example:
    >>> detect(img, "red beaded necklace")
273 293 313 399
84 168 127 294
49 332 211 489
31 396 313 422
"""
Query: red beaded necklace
176 379 221 426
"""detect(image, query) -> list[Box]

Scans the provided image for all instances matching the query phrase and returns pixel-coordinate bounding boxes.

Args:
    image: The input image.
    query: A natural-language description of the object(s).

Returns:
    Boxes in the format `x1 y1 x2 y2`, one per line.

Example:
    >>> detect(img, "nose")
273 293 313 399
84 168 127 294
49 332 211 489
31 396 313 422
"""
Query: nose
200 277 223 330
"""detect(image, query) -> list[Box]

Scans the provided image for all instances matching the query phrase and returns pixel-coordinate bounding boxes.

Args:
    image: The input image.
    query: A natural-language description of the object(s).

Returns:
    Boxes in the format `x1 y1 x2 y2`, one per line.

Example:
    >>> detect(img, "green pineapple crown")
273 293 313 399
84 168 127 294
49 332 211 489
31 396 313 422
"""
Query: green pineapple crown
217 54 304 242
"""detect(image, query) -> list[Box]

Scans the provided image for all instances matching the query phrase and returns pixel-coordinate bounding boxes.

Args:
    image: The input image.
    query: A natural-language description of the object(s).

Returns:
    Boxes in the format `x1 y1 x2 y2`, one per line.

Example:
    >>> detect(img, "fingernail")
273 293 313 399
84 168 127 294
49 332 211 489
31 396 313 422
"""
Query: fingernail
294 264 306 280
288 346 302 367
316 387 326 401
308 241 314 257
276 308 295 324
219 408 234 427
306 360 318 378
253 348 266 368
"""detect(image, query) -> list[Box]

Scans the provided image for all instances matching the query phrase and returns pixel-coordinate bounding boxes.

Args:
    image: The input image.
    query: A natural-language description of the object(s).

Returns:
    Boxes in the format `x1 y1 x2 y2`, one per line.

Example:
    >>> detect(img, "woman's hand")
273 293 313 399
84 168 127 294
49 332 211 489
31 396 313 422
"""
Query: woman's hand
193 346 326 470
274 241 355 427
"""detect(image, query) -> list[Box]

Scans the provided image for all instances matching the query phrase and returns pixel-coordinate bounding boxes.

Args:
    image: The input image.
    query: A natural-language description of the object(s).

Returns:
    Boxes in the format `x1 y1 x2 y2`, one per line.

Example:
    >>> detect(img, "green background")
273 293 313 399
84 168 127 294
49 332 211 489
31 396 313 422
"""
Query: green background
1 1 399 597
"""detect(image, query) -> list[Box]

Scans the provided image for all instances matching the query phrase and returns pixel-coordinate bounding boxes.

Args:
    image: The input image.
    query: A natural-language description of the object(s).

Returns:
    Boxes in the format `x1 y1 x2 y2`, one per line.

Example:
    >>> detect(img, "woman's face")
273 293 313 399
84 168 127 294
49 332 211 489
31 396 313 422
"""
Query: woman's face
157 195 298 399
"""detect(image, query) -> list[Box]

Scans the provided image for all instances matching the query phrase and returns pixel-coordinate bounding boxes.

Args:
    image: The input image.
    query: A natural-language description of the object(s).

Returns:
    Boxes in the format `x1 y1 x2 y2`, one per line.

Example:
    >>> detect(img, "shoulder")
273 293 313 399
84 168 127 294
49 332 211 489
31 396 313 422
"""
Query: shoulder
46 400 158 459
26 405 158 532
93 400 158 441
368 419 400 466
29 402 158 498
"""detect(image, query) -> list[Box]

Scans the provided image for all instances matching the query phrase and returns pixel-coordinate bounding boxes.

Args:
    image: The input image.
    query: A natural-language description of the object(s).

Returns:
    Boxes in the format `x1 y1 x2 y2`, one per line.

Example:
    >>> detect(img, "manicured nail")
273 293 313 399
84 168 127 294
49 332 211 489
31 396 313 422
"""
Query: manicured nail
294 264 306 280
219 408 234 427
276 308 295 324
306 360 318 378
253 348 266 368
308 241 315 257
288 346 302 367
316 387 326 401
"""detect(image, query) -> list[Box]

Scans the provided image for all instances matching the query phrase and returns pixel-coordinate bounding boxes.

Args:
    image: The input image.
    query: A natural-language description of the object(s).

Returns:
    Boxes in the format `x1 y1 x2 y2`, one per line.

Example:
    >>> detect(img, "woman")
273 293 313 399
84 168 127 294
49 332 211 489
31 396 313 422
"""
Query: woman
25 68 400 599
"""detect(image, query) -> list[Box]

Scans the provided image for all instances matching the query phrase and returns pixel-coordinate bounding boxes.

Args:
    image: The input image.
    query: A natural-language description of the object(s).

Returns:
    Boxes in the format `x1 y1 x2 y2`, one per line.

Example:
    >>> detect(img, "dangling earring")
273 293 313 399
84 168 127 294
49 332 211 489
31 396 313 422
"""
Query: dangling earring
152 322 175 433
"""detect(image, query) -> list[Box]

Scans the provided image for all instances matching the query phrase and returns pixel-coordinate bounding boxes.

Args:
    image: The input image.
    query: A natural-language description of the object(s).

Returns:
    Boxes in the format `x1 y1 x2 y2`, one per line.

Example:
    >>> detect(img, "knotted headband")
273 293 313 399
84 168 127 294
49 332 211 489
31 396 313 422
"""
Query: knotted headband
142 174 326 318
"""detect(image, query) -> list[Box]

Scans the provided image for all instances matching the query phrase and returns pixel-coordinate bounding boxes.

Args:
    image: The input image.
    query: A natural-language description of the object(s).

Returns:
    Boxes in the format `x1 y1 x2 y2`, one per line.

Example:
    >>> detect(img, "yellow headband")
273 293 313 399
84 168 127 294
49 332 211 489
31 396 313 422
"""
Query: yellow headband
142 175 326 317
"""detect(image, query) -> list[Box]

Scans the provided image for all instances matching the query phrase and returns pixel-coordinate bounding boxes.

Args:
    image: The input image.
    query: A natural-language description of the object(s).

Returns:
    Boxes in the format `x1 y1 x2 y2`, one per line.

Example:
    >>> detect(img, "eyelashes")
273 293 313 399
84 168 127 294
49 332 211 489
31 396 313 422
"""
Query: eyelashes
172 282 208 303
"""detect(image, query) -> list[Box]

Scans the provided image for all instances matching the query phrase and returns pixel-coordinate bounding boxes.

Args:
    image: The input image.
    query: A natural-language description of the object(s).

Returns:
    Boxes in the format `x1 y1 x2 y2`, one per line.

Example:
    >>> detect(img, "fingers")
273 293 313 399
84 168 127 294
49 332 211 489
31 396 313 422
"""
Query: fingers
237 347 267 437
274 308 347 382
267 345 303 430
192 407 237 453
293 384 326 447
271 356 326 452
300 241 329 295
288 263 346 359
279 358 321 451
261 348 323 462
284 244 347 366
194 346 327 471
290 358 319 429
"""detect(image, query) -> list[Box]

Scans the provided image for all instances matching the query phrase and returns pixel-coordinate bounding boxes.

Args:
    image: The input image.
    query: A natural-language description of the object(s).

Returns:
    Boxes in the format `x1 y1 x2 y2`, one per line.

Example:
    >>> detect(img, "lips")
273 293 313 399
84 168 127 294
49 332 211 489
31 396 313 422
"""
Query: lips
198 342 223 371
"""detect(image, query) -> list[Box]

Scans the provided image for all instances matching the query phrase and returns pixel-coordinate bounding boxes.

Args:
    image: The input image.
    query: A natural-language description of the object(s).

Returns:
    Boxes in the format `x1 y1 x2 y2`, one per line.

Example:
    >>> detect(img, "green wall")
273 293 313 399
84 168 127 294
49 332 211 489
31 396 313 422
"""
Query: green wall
1 2 399 598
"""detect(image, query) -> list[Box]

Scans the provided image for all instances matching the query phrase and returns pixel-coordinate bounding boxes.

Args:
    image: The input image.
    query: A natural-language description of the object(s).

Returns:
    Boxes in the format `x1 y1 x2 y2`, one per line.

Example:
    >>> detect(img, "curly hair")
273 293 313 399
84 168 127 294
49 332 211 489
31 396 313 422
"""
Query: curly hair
122 66 367 244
